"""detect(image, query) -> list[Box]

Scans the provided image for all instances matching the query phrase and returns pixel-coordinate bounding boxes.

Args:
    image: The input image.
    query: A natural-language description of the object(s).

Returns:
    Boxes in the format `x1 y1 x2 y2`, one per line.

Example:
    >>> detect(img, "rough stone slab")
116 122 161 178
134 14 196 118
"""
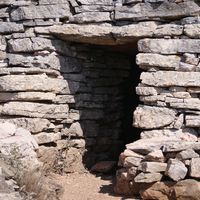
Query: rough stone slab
123 156 143 168
134 172 162 183
141 129 198 142
0 74 69 93
115 1 200 21
176 149 199 160
76 0 113 5
69 12 111 23
11 4 71 21
126 137 198 154
136 53 180 70
8 38 73 55
34 132 61 144
141 71 200 87
39 0 69 4
154 24 183 37
75 5 114 13
133 105 176 129
0 0 15 5
49 22 157 45
138 39 200 54
186 115 200 127
138 162 167 173
0 92 56 102
165 159 187 181
0 36 6 51
2 102 69 119
145 150 165 163
0 118 51 133
170 99 200 111
0 22 24 34
0 8 9 18
184 24 200 38
190 158 200 178
0 67 60 77
136 86 159 96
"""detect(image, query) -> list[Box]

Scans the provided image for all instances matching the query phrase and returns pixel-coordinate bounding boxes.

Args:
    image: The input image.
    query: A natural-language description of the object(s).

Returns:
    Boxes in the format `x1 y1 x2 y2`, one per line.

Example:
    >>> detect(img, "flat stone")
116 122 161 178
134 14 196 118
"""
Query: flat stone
134 172 162 183
133 105 176 129
145 150 165 162
0 92 56 102
49 22 157 45
0 74 69 93
11 4 71 21
115 1 200 21
34 132 61 144
126 137 197 154
69 12 111 23
0 118 51 133
138 39 200 54
184 24 200 38
186 115 200 127
165 159 187 181
141 71 200 87
136 53 180 70
190 158 200 178
2 102 69 119
141 129 198 142
138 162 167 173
123 156 143 168
176 149 199 160
76 0 113 5
61 122 83 137
0 22 24 34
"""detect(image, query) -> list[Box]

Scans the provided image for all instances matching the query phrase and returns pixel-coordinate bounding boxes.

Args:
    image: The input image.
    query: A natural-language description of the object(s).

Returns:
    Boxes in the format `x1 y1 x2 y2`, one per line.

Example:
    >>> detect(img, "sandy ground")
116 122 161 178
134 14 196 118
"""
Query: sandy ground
56 172 140 200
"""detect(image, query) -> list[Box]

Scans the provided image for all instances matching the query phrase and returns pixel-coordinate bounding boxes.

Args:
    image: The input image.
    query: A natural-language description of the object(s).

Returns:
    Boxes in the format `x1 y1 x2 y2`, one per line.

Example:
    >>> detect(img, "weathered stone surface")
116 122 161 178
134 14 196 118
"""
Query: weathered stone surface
186 115 200 127
49 22 157 45
69 12 111 23
115 1 200 21
2 102 69 119
76 0 113 5
140 181 174 200
189 158 200 178
133 105 176 129
176 149 199 160
173 179 200 200
0 122 16 140
123 156 143 167
0 123 40 173
61 122 83 137
141 71 200 87
126 138 197 154
8 38 73 55
184 24 200 38
141 129 198 142
0 22 24 34
138 162 167 173
154 24 183 37
11 4 71 21
34 132 61 144
75 5 114 13
136 86 158 96
0 118 51 133
138 39 200 54
0 92 56 102
0 74 69 93
145 150 165 162
165 159 187 181
134 172 162 183
136 53 180 70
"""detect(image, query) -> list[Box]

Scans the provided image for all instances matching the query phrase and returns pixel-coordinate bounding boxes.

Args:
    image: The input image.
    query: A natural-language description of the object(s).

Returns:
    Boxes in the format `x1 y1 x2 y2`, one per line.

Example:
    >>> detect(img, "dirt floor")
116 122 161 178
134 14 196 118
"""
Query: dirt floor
56 172 140 200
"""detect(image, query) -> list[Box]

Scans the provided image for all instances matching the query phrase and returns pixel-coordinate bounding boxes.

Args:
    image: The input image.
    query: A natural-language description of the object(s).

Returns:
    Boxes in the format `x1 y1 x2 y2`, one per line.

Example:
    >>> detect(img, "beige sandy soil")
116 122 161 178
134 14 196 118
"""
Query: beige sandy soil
56 172 140 200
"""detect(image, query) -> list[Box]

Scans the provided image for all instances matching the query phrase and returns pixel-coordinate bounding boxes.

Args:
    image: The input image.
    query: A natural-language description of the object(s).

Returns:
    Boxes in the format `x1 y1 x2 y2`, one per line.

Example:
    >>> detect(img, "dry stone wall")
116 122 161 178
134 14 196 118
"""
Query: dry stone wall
1 0 200 199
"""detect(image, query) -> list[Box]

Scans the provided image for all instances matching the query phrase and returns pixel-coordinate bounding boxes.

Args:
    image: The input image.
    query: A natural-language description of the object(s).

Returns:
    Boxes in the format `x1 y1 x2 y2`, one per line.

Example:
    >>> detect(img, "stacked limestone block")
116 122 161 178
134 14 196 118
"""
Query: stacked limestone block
115 15 200 200
0 0 132 173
